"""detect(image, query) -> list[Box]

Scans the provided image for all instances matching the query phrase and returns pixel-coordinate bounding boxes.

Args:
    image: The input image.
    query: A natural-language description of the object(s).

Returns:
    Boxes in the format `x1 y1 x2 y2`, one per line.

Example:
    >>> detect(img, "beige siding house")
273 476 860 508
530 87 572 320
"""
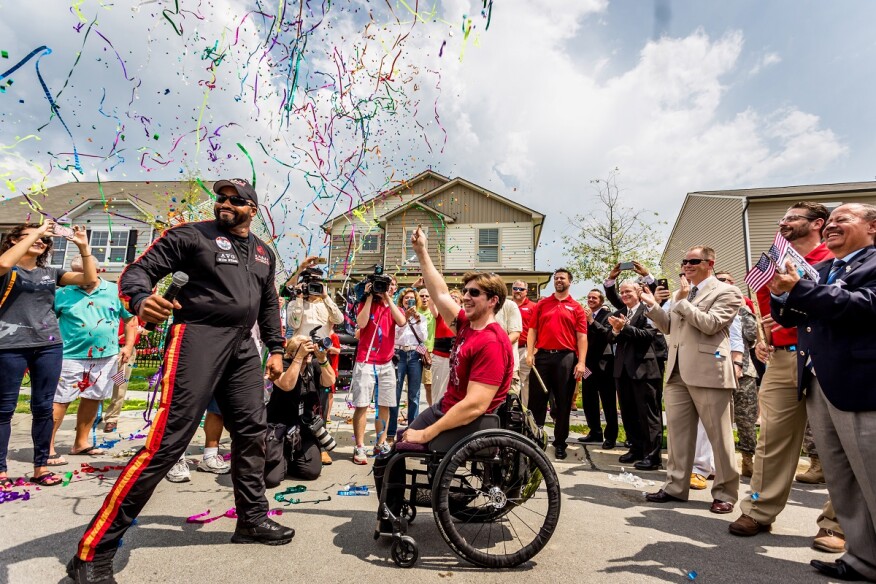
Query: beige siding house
662 181 876 293
322 172 552 295
0 180 285 282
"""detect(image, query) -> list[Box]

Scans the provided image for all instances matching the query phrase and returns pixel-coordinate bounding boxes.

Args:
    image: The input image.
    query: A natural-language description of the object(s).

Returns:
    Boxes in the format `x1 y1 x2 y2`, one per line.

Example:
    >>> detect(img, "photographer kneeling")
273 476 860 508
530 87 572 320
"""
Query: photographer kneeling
266 335 336 485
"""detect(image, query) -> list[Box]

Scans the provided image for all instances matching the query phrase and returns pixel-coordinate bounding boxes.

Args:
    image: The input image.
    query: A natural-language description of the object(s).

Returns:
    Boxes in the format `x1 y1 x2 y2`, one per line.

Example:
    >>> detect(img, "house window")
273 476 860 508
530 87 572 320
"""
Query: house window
362 234 380 252
478 228 500 263
403 227 426 265
90 230 130 265
49 237 68 268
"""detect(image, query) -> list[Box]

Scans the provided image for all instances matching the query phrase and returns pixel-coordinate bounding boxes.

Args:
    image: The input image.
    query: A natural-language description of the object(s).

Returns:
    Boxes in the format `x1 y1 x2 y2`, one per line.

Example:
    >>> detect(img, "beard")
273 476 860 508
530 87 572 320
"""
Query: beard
215 207 247 228
554 282 567 292
780 223 810 242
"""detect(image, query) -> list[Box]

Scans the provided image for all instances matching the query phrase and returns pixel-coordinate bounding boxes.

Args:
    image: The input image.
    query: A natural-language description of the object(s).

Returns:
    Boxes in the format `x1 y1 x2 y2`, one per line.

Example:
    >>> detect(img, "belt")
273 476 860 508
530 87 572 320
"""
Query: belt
539 349 574 354
774 345 797 352
397 345 418 352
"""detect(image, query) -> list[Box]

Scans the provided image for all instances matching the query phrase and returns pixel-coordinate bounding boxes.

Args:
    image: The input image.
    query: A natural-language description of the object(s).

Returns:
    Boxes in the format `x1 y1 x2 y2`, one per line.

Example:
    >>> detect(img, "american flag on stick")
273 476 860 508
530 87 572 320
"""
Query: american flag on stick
745 253 777 292
767 231 791 266
110 369 128 386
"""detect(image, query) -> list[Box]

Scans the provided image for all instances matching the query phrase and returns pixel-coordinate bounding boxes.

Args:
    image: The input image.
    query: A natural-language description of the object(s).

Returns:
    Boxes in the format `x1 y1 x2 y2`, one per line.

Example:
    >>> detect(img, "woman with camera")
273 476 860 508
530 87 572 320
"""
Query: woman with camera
387 288 428 441
266 335 336 483
284 256 344 340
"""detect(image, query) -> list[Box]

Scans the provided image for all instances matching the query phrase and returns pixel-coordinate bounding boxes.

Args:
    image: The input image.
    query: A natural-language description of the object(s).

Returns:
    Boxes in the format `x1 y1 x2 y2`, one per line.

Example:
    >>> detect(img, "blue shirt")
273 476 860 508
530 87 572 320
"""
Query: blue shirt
54 279 133 359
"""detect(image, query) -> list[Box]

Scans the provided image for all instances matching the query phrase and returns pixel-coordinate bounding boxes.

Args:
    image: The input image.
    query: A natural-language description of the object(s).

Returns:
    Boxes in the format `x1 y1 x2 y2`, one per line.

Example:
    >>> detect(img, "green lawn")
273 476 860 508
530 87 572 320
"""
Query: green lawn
15 365 159 414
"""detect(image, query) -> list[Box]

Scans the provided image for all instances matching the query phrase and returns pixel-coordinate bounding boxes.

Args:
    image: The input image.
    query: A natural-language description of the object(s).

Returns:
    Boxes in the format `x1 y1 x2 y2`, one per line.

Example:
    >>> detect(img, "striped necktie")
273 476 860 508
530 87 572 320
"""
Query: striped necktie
826 260 846 284
687 286 698 301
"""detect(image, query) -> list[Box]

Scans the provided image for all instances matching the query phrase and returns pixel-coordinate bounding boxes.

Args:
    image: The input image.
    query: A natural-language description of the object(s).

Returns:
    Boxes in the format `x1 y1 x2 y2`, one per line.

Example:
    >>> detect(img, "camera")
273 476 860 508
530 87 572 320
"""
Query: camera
309 326 334 351
289 267 325 297
367 264 392 295
303 414 336 451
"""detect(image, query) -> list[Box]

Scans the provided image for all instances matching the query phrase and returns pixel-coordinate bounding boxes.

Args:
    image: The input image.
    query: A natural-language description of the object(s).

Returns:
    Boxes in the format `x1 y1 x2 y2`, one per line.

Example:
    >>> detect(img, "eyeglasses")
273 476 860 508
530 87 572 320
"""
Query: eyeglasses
680 258 707 266
21 235 51 245
215 194 254 207
512 287 526 291
717 277 730 283
777 214 815 225
461 287 490 298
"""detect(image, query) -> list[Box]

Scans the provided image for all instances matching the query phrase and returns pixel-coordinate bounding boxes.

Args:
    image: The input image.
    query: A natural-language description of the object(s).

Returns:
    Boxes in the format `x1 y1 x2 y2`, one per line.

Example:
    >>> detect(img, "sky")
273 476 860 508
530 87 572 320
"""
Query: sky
1 0 874 296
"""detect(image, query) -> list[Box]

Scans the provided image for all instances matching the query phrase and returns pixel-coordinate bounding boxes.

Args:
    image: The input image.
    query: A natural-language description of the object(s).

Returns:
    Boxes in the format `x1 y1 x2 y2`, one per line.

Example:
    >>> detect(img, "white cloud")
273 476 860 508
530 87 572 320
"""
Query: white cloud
749 51 782 75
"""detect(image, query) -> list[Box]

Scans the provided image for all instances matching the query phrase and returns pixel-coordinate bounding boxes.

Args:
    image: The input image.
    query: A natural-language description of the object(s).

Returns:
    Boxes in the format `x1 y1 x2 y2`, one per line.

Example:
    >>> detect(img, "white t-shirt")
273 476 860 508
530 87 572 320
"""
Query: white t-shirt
495 299 523 376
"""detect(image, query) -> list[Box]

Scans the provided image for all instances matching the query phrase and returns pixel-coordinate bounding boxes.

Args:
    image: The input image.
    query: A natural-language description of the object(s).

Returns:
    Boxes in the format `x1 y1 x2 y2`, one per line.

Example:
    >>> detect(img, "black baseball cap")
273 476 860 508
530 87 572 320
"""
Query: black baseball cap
213 178 258 206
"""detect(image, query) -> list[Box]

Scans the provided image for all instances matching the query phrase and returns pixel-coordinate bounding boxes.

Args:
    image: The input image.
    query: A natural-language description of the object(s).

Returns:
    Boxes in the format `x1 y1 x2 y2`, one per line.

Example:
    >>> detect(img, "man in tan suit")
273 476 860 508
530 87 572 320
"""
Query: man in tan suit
640 246 743 513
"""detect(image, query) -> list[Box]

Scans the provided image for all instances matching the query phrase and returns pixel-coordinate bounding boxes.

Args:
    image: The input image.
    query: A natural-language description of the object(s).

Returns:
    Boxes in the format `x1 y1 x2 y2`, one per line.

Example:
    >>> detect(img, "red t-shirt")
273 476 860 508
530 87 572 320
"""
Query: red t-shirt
755 242 833 347
531 294 588 353
432 314 456 357
329 333 341 392
355 301 396 365
440 310 513 415
516 297 536 347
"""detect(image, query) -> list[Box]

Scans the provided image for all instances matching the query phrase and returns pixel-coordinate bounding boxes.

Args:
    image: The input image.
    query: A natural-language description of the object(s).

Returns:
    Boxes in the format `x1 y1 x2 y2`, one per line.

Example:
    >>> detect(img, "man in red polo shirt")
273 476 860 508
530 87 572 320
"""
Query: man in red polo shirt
526 268 588 460
730 202 837 544
512 280 536 405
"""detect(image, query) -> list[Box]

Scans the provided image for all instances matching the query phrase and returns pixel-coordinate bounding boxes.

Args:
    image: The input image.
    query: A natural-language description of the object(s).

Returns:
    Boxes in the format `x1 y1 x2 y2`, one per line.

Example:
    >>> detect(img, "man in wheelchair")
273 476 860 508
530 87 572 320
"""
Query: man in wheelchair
373 226 515 534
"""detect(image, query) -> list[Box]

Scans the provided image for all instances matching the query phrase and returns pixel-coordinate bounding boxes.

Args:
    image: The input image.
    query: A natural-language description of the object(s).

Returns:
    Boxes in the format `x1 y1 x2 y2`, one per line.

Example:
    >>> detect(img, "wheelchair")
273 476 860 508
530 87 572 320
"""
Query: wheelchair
373 392 561 569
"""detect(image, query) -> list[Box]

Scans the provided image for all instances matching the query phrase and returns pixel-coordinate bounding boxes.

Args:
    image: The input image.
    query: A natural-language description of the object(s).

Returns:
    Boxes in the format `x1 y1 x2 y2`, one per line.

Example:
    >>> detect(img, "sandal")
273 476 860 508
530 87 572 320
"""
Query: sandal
0 476 12 489
29 472 63 486
69 446 102 456
47 453 68 466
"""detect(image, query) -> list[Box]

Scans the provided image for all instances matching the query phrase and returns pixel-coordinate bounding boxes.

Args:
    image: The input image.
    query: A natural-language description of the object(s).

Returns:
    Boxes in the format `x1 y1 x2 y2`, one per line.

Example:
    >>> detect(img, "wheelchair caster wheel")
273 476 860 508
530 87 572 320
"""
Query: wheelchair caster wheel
401 503 416 524
391 536 419 568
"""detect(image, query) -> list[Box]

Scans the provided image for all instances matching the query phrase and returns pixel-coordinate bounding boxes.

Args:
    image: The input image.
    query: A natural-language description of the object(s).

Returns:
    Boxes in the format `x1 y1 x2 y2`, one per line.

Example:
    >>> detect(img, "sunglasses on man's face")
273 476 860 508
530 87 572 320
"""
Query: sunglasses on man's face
215 194 254 207
717 277 730 283
512 287 526 292
461 287 489 298
680 258 707 266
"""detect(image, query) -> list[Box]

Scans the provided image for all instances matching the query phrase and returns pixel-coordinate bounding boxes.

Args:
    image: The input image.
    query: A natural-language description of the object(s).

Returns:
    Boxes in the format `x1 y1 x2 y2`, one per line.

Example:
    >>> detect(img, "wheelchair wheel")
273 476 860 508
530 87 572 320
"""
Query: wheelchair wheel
432 431 561 568
401 502 417 524
391 535 419 568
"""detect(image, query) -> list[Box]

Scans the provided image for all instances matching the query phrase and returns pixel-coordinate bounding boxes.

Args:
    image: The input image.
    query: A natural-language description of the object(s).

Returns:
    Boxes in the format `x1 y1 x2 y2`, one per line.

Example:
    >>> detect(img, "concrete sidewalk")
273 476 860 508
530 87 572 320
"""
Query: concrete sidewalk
1 396 836 584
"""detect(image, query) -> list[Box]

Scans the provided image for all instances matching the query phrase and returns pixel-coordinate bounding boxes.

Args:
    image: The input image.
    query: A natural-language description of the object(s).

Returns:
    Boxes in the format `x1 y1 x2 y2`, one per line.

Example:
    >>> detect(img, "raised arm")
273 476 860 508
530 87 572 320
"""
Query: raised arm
410 226 457 325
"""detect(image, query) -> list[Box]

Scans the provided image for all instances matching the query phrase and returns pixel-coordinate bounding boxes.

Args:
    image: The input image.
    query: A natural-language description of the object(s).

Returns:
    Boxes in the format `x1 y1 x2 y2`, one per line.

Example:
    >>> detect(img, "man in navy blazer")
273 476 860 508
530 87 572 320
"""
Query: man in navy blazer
768 202 876 582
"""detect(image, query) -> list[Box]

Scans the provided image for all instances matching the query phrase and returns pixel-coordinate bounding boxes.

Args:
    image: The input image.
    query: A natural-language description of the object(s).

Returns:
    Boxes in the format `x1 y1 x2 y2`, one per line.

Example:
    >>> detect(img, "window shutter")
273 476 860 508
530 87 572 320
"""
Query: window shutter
126 230 139 263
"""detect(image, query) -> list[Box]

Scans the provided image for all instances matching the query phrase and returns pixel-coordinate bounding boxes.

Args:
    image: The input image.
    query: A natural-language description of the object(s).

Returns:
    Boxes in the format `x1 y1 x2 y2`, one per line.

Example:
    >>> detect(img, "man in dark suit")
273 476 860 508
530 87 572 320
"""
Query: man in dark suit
578 289 617 449
768 202 876 582
606 281 664 470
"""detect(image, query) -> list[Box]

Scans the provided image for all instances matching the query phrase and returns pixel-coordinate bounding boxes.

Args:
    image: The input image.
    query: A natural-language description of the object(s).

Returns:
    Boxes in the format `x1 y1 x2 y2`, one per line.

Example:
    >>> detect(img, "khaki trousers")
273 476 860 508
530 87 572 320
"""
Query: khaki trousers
662 371 739 503
807 377 876 580
818 498 842 534
103 361 134 425
740 350 807 524
518 346 531 407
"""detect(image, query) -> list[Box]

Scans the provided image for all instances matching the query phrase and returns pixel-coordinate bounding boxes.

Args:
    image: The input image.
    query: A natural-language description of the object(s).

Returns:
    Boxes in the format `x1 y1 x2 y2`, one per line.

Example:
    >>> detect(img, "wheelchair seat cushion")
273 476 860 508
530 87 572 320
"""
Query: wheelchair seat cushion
428 414 500 453
394 440 430 453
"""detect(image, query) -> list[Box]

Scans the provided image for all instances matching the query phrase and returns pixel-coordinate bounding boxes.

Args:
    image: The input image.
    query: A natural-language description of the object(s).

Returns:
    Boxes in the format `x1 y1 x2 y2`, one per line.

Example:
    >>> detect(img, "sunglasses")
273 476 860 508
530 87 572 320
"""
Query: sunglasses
680 258 707 266
215 194 254 207
461 287 490 298
717 277 731 283
512 287 526 291
20 235 51 245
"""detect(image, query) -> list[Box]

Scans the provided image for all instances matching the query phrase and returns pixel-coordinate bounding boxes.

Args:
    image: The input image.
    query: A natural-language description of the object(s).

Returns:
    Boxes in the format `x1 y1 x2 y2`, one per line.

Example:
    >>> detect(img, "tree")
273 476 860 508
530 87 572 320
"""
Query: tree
562 169 665 283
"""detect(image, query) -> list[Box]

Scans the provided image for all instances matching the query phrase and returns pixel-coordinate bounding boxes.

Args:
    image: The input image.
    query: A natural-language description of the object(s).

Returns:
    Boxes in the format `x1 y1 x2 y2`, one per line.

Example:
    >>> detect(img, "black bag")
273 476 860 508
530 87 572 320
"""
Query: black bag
264 423 288 489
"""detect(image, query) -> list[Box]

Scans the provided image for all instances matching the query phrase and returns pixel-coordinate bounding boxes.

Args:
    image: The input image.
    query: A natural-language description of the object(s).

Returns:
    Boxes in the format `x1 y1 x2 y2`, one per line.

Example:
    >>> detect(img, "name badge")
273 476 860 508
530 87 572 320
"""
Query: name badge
216 252 239 265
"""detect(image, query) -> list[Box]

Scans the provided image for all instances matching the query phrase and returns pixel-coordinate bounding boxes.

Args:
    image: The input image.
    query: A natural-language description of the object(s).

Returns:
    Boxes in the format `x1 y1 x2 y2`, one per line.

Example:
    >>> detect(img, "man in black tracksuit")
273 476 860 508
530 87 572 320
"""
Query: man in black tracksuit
69 178 291 584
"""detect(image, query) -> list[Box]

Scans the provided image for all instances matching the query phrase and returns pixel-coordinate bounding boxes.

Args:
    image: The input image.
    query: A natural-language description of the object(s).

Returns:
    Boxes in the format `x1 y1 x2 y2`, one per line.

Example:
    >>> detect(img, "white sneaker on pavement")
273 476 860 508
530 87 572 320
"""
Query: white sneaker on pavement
373 442 391 456
166 456 191 483
197 454 230 474
353 446 369 465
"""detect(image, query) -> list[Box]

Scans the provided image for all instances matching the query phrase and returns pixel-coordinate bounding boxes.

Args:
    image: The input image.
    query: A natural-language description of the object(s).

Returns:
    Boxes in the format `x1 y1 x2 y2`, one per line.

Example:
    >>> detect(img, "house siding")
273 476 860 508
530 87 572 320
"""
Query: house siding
445 223 533 271
423 184 531 224
661 195 746 283
383 207 444 274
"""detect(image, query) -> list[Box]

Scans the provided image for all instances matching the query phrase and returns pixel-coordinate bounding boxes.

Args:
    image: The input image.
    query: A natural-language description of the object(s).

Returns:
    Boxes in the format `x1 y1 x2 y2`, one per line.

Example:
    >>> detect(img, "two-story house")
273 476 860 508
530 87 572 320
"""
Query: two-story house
0 180 285 283
321 171 553 295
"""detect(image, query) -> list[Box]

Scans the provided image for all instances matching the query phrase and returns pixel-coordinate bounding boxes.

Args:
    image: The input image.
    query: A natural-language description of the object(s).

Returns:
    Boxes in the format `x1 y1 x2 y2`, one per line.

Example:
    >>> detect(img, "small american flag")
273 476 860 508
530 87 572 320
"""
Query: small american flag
415 343 427 356
582 367 592 380
767 231 791 264
745 253 776 292
110 369 128 385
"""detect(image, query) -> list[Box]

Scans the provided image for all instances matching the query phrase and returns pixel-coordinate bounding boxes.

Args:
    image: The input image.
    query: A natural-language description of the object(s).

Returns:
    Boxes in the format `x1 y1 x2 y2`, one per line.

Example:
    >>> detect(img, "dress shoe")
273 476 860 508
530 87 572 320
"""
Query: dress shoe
577 433 603 444
645 489 684 503
618 450 644 464
601 439 616 450
623 440 633 448
231 517 295 545
728 513 771 537
634 459 661 471
710 499 734 514
554 445 567 460
812 528 846 553
810 559 865 581
690 473 708 490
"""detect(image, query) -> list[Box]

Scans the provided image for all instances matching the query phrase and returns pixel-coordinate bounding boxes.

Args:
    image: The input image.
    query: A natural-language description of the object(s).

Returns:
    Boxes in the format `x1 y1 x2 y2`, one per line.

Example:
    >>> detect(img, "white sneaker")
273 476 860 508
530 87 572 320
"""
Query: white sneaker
166 456 191 483
353 446 369 465
373 442 391 456
197 454 230 474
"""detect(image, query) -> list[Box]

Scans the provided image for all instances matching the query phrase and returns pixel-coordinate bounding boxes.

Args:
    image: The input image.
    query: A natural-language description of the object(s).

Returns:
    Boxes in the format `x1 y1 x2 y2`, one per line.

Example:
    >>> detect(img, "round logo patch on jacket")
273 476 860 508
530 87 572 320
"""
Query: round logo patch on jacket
215 237 232 251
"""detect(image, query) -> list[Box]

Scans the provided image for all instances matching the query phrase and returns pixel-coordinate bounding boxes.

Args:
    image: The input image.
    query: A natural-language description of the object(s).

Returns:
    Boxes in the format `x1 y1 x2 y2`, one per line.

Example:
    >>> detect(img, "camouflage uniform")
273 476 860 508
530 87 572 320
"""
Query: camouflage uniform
734 306 759 455
802 421 817 457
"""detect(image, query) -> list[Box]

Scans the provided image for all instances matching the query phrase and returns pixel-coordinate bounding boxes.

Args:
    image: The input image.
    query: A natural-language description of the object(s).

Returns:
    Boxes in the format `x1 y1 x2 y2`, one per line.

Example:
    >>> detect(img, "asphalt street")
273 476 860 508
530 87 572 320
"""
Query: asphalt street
0 398 838 584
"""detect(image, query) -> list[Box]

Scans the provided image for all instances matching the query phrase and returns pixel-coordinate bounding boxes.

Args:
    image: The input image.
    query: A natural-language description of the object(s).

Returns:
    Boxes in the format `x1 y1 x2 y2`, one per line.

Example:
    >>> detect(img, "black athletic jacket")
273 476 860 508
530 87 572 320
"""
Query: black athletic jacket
119 221 284 353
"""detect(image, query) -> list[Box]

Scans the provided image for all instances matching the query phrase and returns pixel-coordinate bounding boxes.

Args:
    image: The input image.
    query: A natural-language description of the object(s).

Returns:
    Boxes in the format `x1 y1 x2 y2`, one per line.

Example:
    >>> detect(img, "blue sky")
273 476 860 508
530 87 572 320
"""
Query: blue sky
1 0 873 295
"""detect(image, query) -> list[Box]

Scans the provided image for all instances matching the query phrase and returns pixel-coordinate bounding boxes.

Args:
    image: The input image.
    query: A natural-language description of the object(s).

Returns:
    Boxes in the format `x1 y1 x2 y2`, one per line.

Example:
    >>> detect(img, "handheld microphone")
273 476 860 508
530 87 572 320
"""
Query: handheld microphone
144 272 189 331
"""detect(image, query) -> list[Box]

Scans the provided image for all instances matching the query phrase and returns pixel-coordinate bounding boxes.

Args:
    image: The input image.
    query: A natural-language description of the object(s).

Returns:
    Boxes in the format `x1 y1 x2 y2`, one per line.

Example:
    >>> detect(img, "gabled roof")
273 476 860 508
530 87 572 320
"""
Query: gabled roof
0 180 211 227
686 180 876 200
320 170 451 231
379 200 456 224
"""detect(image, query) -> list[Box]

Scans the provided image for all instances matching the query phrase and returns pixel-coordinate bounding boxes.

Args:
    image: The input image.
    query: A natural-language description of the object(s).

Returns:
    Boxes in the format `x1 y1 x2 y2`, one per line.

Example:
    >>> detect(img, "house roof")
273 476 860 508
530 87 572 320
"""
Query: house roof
0 180 213 228
320 170 451 230
685 180 876 201
378 200 456 224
